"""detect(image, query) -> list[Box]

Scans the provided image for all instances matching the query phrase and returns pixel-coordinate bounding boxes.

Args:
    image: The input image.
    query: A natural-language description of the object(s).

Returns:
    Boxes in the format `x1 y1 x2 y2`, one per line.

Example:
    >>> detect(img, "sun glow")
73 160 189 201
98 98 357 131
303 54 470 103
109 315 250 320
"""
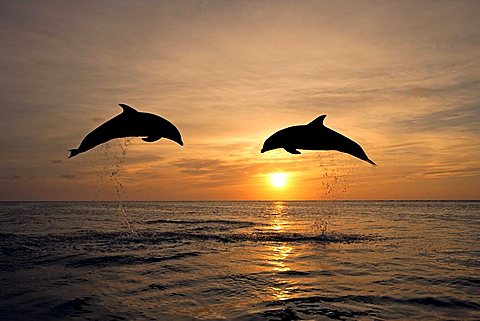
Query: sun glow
271 173 287 188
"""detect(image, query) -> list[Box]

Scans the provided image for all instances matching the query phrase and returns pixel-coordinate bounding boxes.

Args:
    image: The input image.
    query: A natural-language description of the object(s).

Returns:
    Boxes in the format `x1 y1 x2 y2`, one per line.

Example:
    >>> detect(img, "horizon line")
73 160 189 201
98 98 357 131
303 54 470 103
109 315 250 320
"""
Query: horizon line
0 199 479 202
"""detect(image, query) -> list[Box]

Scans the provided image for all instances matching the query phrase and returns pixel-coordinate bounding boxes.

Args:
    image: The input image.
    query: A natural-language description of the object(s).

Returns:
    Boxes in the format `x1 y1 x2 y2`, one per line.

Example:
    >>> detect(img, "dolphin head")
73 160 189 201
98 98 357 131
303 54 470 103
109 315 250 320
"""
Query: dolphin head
337 139 376 166
349 143 376 165
163 121 184 146
261 132 283 153
146 114 184 146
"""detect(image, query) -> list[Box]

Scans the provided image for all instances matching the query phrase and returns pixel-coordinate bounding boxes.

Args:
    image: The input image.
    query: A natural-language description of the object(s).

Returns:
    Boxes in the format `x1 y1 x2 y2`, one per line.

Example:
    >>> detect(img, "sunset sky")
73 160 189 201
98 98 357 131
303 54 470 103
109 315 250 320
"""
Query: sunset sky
1 0 479 200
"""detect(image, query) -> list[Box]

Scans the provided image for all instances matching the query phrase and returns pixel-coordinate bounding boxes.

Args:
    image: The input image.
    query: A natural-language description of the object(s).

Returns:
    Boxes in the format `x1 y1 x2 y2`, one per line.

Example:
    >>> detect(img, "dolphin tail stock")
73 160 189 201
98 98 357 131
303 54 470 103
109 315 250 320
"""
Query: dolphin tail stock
68 149 80 158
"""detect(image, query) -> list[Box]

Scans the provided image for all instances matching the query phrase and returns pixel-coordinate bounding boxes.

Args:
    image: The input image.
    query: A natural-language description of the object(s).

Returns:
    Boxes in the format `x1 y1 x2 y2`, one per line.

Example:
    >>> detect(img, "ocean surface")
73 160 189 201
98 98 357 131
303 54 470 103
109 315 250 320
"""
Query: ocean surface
0 201 479 320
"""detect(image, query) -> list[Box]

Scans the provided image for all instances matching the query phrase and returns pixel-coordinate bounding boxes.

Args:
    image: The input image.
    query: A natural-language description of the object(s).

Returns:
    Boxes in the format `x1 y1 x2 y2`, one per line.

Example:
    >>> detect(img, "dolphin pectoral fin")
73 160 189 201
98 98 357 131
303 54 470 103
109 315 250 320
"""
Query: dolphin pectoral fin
142 136 161 142
285 148 301 154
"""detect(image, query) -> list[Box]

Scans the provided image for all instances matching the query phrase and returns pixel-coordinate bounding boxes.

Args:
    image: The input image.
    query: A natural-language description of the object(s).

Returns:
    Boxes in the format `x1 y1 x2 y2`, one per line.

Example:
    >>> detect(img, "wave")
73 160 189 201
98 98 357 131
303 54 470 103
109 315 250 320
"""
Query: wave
67 252 201 268
0 230 379 272
265 294 480 309
375 275 480 287
235 294 480 320
0 229 380 248
143 218 261 227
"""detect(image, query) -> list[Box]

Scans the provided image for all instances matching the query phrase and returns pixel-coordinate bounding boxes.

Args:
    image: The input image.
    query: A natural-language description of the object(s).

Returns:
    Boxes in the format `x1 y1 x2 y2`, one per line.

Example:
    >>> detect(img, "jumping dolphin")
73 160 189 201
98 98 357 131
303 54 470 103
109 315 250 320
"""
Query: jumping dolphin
261 115 376 165
68 104 183 158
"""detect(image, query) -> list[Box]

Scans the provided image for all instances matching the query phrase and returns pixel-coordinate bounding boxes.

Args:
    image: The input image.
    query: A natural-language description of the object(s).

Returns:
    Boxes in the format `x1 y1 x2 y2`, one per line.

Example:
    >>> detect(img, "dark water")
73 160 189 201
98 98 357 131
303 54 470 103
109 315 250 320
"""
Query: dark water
0 201 479 320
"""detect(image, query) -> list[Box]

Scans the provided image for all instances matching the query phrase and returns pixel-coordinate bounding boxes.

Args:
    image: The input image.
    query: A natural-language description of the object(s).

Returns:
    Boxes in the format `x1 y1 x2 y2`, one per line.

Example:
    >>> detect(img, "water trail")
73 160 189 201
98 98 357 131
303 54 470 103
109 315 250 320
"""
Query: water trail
112 138 135 233
316 154 354 199
311 155 360 234
95 138 136 233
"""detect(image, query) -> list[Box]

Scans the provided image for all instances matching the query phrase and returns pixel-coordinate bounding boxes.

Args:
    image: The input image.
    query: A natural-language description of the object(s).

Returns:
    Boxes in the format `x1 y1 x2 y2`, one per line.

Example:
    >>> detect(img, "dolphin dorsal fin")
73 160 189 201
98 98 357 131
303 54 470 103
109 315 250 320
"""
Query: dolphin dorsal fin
118 103 138 114
307 115 327 127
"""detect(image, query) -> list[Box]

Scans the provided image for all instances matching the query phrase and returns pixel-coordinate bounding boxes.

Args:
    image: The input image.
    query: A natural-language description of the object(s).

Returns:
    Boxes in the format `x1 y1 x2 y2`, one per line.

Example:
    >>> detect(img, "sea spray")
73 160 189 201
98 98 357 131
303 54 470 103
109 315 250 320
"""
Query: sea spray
70 138 135 232
312 216 330 236
316 154 356 199
96 138 136 232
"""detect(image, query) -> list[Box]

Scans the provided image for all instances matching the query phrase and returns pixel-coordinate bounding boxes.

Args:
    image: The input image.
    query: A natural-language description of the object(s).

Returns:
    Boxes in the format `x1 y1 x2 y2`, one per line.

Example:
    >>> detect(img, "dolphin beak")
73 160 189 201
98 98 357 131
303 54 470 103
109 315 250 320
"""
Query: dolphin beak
178 140 184 146
260 148 266 153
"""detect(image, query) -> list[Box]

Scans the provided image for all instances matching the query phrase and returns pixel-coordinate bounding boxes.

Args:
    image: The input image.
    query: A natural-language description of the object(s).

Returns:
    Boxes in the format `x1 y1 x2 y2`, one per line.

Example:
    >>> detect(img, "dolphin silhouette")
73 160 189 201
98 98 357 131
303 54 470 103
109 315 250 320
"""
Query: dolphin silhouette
261 115 376 165
68 104 183 158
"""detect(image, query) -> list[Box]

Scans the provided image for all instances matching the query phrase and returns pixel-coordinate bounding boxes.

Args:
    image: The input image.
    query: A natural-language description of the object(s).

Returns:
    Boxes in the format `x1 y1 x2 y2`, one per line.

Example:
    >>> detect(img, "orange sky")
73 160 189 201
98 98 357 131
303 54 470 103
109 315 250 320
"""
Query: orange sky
1 1 479 200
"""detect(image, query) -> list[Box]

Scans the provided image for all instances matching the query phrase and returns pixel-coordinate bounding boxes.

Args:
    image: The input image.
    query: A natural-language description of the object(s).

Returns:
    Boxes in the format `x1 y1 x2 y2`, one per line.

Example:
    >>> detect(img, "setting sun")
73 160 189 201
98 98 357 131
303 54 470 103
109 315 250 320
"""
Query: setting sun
271 173 287 188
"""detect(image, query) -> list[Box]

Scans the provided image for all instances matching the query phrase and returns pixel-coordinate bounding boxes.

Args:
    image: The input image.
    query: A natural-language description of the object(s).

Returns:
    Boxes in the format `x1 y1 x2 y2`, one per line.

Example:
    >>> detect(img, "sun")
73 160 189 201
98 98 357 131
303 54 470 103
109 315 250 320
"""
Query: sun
271 173 287 188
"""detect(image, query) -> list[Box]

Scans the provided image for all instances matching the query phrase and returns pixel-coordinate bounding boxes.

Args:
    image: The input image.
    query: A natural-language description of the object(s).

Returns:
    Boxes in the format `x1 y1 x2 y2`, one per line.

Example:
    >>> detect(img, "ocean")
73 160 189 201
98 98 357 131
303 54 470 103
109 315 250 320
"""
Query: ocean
0 201 479 320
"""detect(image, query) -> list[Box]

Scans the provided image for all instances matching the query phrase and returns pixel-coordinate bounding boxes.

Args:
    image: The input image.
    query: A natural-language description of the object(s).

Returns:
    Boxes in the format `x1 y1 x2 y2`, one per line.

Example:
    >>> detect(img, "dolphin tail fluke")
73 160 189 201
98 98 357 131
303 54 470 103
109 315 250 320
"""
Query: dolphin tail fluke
68 149 80 158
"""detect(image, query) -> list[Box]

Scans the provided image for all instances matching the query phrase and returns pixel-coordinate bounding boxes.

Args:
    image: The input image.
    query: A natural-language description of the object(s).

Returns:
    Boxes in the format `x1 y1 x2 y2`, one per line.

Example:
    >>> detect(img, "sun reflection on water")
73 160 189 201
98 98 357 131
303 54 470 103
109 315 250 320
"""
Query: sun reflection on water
270 243 292 272
270 201 288 232
265 202 297 301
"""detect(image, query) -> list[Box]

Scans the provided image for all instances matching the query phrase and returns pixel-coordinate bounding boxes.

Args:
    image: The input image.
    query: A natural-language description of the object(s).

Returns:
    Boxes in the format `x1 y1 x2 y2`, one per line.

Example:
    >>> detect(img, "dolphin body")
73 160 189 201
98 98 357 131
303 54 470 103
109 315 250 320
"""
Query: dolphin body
261 115 376 165
68 104 183 158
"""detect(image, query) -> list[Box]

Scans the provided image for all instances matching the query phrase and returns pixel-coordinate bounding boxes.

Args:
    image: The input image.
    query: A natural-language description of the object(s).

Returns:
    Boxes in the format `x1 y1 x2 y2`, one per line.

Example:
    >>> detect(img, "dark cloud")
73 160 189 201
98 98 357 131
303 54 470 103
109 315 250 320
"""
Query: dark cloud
395 104 480 133
60 174 76 180
171 155 334 189
90 117 105 123
175 159 223 171
173 158 232 183
424 167 480 179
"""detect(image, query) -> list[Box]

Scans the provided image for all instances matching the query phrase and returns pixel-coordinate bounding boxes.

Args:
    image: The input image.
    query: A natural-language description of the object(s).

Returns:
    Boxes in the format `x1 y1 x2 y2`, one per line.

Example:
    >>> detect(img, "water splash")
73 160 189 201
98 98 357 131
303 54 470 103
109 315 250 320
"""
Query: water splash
96 138 136 232
312 217 329 236
316 154 355 199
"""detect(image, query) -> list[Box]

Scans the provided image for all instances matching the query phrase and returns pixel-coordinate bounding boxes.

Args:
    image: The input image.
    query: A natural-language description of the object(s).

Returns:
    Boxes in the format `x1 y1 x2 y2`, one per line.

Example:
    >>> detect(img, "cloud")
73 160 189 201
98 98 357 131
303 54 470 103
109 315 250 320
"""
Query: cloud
60 174 76 180
90 117 105 123
394 104 480 133
1 1 479 199
172 158 242 187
